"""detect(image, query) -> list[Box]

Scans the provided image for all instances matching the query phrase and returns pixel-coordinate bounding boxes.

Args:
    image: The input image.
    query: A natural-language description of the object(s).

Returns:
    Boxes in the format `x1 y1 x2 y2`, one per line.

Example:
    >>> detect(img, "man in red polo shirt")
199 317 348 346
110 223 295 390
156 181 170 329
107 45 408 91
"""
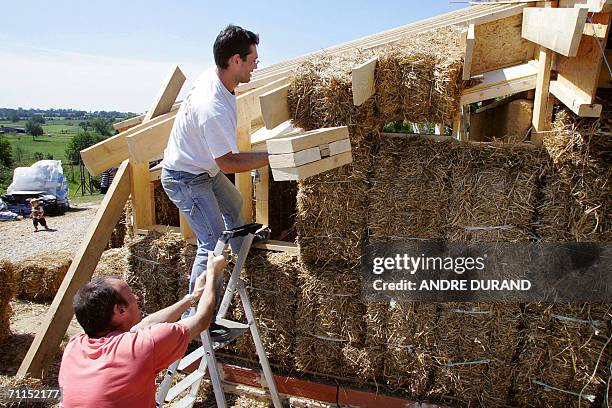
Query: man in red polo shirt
58 251 228 407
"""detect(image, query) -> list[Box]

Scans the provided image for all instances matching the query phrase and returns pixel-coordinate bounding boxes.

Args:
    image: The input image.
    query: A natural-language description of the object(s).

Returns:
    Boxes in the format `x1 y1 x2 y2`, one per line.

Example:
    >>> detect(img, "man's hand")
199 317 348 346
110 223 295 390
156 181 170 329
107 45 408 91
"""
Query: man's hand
192 251 229 301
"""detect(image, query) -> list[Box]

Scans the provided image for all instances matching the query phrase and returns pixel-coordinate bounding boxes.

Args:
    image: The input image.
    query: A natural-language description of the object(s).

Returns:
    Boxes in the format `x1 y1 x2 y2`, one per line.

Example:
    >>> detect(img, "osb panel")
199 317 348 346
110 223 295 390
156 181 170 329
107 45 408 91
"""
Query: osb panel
557 13 611 102
472 14 536 74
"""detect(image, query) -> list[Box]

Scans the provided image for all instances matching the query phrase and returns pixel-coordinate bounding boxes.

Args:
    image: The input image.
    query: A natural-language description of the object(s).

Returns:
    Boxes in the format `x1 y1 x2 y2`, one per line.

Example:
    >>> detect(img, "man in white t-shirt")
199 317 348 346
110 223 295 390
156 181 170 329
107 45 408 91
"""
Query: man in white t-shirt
161 25 269 334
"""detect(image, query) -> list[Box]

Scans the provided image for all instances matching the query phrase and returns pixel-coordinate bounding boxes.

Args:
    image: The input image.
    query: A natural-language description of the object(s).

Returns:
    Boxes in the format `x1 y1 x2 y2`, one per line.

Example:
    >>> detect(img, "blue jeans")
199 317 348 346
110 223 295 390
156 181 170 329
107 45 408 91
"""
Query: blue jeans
161 168 245 313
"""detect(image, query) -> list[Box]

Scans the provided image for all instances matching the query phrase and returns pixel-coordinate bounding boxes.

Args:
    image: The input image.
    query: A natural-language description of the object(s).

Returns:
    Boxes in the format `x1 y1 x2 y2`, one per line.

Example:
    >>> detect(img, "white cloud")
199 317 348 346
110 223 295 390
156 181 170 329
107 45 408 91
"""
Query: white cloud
0 47 204 112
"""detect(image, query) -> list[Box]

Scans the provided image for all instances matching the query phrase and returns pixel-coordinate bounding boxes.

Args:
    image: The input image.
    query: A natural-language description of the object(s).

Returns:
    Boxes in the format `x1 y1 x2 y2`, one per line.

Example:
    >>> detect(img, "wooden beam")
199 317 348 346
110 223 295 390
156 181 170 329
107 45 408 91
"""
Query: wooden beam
81 110 178 176
271 151 352 181
235 126 253 223
532 46 553 134
586 0 612 12
143 66 186 122
463 24 476 80
126 115 176 163
252 240 299 254
250 120 302 147
556 12 612 103
266 127 349 154
259 84 290 130
522 7 588 57
268 147 321 169
179 213 195 242
237 77 290 131
113 101 181 131
255 166 269 226
135 224 181 235
17 160 131 378
351 57 377 106
130 162 155 229
460 61 538 104
549 80 602 116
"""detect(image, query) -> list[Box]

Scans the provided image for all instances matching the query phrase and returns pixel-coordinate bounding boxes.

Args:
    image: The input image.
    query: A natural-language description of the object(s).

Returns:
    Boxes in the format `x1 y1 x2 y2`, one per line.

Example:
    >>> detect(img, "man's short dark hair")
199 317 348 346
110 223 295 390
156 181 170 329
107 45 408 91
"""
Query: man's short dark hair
73 277 128 337
213 25 259 69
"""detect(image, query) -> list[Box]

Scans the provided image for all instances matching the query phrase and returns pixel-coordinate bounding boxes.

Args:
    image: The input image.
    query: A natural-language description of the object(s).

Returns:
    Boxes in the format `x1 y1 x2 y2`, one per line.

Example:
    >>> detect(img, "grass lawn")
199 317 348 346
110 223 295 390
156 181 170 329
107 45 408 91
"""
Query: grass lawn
0 120 104 203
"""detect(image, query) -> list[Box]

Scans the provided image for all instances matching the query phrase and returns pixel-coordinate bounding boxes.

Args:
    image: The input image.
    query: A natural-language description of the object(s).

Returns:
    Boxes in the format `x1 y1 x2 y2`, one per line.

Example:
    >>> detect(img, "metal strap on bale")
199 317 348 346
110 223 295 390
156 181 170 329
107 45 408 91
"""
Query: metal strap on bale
444 359 491 367
451 308 492 315
531 380 596 403
463 225 514 231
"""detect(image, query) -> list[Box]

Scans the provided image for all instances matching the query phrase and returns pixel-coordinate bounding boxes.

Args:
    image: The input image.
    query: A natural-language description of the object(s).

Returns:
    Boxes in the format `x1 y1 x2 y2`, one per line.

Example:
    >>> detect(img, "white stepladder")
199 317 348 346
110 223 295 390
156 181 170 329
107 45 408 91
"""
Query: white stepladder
156 223 282 408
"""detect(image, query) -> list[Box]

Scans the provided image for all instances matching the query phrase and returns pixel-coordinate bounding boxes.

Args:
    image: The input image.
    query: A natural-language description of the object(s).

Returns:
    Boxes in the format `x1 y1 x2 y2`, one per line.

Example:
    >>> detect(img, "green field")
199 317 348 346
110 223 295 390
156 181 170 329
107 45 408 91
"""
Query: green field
0 119 104 204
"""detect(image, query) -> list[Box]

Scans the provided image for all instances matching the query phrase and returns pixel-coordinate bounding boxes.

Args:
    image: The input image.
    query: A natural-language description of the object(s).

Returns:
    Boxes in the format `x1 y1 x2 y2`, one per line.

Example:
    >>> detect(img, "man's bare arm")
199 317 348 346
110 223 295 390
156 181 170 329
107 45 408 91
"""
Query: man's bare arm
215 151 269 174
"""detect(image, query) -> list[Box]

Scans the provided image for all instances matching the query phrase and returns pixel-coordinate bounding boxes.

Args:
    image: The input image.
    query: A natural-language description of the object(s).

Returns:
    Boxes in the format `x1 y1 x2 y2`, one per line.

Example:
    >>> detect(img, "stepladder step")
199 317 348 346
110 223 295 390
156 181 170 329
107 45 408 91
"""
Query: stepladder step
166 370 206 402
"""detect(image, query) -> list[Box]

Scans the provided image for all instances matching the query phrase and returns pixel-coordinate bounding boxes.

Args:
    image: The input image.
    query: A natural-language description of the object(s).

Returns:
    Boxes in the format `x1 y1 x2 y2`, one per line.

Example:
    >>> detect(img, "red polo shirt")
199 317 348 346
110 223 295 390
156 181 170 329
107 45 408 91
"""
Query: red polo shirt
59 322 189 407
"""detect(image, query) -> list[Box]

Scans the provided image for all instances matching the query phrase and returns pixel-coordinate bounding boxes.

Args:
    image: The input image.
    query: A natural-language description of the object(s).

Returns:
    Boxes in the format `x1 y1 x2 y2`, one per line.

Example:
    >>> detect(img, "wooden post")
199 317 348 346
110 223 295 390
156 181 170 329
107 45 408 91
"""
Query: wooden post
531 46 553 146
179 212 195 243
236 125 253 223
255 165 269 226
17 161 131 378
129 161 155 229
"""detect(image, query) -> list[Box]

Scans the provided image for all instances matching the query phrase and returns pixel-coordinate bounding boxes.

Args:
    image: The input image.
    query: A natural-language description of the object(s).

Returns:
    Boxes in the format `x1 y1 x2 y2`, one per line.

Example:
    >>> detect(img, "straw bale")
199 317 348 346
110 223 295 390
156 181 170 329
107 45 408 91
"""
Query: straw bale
294 262 366 378
231 395 272 408
447 143 544 242
368 137 453 241
107 208 127 249
154 181 180 227
287 50 378 133
125 231 185 314
178 243 197 296
383 302 438 398
296 137 373 266
356 300 391 381
93 247 129 277
514 303 611 407
231 251 299 369
12 252 72 301
429 303 521 408
0 261 12 345
539 103 612 242
376 27 464 126
268 179 298 240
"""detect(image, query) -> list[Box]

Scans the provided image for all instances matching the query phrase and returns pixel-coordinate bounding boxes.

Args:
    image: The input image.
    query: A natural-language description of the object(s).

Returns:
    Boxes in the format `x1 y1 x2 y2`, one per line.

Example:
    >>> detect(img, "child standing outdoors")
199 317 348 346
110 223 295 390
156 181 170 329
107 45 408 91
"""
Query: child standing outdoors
30 199 50 232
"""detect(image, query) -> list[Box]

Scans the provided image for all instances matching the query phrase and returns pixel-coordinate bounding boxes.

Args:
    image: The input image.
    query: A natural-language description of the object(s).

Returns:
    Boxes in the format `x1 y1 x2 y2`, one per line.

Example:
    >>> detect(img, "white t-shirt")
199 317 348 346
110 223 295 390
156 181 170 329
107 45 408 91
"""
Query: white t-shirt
162 68 239 176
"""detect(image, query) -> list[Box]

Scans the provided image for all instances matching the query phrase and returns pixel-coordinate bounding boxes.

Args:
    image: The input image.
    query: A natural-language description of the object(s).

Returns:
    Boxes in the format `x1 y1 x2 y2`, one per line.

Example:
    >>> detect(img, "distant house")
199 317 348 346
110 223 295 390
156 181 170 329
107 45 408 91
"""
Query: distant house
0 125 25 134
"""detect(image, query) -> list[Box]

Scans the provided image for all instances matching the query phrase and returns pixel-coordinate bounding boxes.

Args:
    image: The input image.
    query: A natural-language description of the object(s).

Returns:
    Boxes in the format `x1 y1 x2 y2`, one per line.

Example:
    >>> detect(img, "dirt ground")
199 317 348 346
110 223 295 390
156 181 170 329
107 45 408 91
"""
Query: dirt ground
0 203 99 262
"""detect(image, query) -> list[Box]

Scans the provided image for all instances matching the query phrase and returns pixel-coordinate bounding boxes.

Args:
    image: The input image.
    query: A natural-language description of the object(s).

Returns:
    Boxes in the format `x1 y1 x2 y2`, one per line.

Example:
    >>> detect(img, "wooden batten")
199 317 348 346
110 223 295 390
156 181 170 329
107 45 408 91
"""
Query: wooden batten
271 151 353 181
143 66 186 122
549 80 603 116
460 61 538 104
351 56 377 105
260 83 290 129
266 127 349 154
522 7 588 57
462 24 476 80
268 147 321 169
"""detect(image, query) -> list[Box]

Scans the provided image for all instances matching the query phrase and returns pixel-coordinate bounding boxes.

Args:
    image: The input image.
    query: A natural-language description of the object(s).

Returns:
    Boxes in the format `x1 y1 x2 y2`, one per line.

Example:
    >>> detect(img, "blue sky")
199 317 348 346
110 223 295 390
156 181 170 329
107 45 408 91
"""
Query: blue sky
0 1 464 112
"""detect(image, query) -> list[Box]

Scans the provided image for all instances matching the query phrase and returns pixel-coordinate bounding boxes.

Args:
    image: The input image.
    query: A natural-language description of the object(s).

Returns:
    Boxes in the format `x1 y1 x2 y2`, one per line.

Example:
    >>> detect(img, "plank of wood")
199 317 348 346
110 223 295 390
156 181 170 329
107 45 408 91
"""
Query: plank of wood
126 115 176 163
266 126 349 154
460 61 538 104
556 12 612 103
259 84 290 130
143 66 186 122
113 101 182 131
250 120 301 146
179 212 195 242
328 138 352 156
268 147 321 169
17 160 131 378
522 8 588 57
235 126 253 223
255 166 269 226
130 162 155 229
252 240 299 254
271 151 352 181
532 46 553 132
351 57 377 106
463 24 476 80
81 110 178 176
549 79 602 116
237 77 290 131
586 0 612 12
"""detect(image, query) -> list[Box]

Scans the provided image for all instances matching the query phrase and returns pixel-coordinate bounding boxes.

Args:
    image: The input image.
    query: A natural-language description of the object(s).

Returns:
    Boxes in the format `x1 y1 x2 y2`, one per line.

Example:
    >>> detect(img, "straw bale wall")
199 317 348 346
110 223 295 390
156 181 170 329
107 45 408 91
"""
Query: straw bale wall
0 261 13 345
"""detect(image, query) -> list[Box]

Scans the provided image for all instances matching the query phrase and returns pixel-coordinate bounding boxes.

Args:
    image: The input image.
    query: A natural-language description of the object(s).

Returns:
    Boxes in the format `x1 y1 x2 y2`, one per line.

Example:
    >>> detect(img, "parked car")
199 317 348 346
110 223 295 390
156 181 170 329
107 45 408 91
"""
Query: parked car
2 191 69 216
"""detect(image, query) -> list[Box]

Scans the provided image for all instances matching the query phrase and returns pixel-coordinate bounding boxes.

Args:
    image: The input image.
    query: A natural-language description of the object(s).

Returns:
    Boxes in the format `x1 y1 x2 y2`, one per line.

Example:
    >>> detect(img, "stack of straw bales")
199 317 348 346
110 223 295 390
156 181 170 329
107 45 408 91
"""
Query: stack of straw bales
94 247 130 277
0 261 13 345
125 231 185 314
513 303 611 407
231 251 299 369
12 252 72 301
